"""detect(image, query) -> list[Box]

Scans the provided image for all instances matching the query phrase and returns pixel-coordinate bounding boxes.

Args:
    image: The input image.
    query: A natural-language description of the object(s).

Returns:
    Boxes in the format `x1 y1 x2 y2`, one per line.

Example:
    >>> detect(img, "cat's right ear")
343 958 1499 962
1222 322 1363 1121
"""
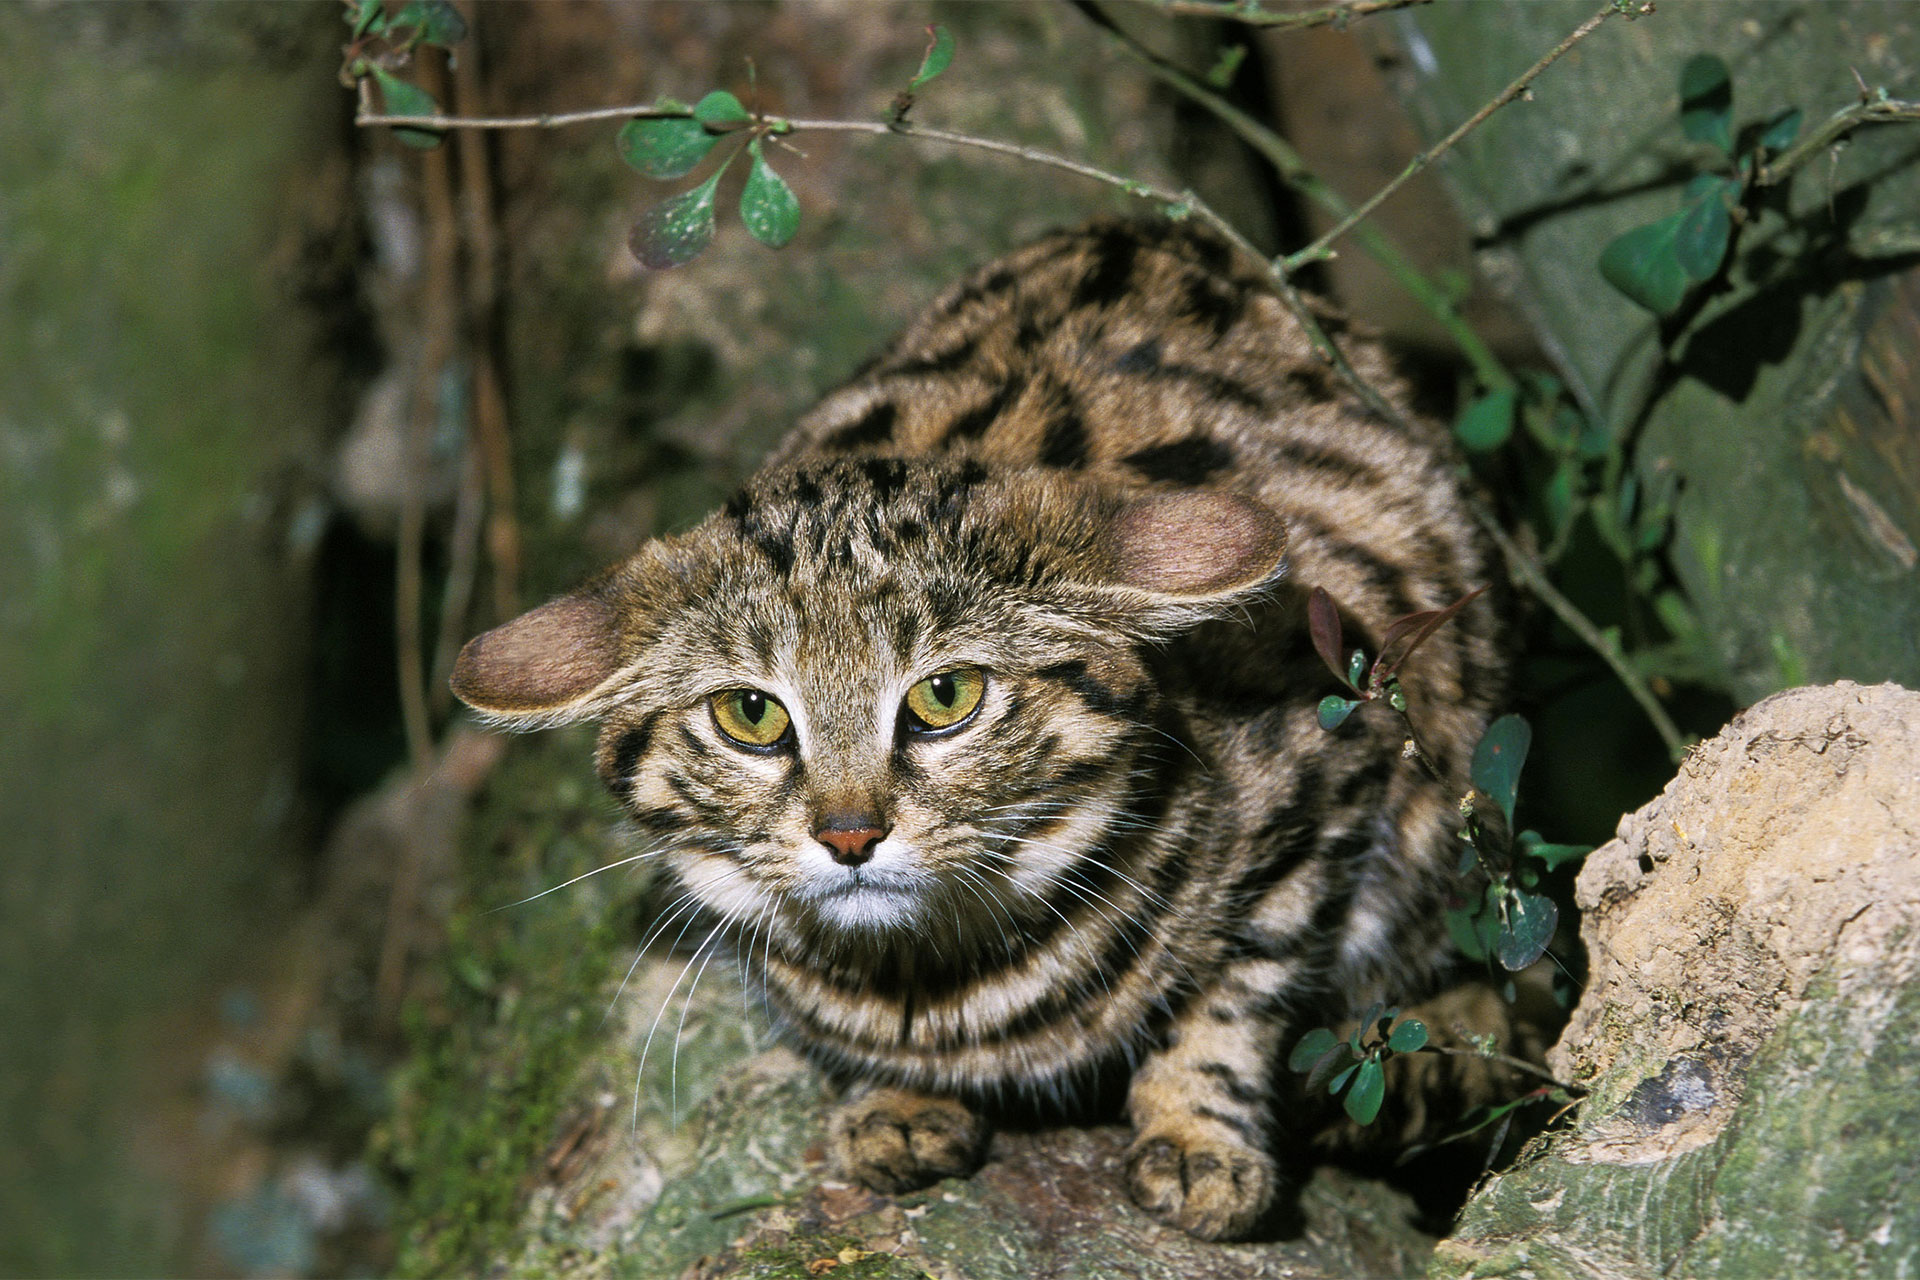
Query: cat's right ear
1085 489 1288 634
450 590 628 728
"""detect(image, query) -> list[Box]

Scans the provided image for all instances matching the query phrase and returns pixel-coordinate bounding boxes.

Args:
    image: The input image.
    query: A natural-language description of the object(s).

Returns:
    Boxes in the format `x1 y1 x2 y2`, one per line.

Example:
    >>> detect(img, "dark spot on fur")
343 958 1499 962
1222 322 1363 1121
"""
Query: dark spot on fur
942 378 1024 445
825 401 898 451
1040 398 1090 469
1071 223 1141 310
1176 270 1247 338
861 456 910 502
1114 338 1162 374
1123 435 1237 486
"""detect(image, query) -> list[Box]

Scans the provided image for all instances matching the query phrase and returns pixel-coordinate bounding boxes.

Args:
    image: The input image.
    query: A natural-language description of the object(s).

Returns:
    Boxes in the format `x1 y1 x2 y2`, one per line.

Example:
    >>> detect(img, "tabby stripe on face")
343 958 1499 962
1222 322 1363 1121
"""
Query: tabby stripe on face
598 713 659 797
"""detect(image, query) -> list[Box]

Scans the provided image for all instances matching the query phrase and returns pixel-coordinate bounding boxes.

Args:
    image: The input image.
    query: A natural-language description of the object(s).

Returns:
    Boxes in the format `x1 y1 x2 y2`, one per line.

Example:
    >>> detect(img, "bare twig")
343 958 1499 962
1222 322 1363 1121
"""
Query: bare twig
1147 0 1429 28
1080 2 1513 390
1424 1044 1574 1090
1284 0 1629 272
1473 505 1687 762
1755 93 1920 187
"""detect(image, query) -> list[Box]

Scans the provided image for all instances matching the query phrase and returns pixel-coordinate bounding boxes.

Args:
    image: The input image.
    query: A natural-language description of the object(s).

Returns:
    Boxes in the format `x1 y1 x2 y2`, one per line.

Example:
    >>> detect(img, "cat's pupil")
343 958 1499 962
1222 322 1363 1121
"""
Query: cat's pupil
740 692 767 724
927 674 955 708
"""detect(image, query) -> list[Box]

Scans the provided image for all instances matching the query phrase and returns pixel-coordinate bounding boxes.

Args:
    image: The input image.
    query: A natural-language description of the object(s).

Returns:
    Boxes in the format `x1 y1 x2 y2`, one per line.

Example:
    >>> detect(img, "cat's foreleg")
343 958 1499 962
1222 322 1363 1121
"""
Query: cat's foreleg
830 1084 990 1194
1124 956 1297 1240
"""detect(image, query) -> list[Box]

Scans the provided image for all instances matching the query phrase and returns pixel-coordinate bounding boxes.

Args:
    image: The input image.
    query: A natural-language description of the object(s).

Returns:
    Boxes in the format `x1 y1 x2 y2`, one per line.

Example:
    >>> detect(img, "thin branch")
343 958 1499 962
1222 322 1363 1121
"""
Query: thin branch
1147 0 1429 28
1284 0 1629 272
1423 1044 1574 1091
1080 2 1512 390
1473 504 1687 762
1756 94 1920 187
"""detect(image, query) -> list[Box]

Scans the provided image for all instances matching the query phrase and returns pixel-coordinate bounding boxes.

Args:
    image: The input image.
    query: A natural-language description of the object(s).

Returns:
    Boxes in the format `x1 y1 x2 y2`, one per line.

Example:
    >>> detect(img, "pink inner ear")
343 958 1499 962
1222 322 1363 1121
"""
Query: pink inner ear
1109 491 1287 598
449 593 623 715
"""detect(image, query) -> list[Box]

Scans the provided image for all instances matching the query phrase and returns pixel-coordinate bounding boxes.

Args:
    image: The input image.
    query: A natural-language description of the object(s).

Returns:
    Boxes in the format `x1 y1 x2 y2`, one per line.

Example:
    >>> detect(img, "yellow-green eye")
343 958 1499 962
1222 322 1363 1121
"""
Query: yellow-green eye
711 689 792 748
904 668 986 732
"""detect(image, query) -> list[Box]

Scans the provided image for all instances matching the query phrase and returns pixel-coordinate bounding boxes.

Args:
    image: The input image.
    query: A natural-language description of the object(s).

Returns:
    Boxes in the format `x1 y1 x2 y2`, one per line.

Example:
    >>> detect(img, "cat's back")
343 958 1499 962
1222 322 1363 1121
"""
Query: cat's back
777 218 1501 779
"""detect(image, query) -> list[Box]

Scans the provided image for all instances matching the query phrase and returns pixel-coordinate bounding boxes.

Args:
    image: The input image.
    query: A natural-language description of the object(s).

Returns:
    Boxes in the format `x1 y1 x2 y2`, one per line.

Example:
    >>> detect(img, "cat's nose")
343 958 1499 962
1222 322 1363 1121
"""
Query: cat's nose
815 819 888 867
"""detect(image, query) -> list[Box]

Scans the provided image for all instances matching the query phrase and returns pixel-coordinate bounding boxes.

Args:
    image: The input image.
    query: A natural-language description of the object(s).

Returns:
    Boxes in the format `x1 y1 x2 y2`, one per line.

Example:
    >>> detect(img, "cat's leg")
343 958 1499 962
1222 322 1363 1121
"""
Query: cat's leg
830 1084 990 1193
1123 956 1294 1240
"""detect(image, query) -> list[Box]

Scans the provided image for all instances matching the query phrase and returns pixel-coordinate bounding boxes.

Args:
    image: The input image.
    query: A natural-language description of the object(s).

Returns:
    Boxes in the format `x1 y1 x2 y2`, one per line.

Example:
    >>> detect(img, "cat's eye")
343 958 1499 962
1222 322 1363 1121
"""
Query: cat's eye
903 668 986 733
711 689 792 748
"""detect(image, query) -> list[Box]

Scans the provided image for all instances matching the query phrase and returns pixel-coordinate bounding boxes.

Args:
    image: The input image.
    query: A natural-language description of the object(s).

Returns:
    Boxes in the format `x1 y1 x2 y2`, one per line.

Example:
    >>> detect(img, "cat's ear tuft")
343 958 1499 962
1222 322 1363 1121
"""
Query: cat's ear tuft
450 592 625 725
1106 490 1287 601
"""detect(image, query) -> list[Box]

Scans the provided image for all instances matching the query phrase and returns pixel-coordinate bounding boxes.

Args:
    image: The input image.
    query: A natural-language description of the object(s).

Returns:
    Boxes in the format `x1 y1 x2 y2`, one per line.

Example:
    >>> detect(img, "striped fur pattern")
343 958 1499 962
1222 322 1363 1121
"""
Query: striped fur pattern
451 220 1506 1239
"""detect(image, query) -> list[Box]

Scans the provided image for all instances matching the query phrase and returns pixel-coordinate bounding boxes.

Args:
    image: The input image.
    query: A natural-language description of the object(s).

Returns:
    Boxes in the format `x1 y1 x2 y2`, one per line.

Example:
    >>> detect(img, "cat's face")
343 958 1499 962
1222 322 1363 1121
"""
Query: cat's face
452 459 1285 951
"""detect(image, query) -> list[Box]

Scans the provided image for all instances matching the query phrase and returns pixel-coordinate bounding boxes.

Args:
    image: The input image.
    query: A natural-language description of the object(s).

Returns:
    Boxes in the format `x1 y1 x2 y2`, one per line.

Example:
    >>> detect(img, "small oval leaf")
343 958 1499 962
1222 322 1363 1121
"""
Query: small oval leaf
1455 387 1516 452
1598 211 1691 315
1330 1062 1359 1097
1345 1057 1386 1125
1289 1027 1339 1073
1308 587 1347 686
1675 195 1731 281
693 89 750 125
617 116 718 179
1678 52 1734 155
1498 889 1559 971
741 141 800 249
1317 695 1360 731
1446 906 1489 961
1760 106 1803 153
629 171 723 270
1470 713 1532 825
911 24 956 90
1387 1019 1429 1054
1305 1042 1353 1096
370 65 444 149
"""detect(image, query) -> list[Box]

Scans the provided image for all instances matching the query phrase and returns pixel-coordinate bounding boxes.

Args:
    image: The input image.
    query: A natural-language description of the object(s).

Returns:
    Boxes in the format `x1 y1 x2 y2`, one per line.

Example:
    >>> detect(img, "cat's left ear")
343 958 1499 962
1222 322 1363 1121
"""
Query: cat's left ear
1089 489 1288 630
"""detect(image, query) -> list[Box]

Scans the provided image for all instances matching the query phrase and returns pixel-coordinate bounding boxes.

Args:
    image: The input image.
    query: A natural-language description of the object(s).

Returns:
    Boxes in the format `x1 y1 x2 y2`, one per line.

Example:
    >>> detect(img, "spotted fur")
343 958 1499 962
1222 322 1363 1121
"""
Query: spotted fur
451 219 1507 1239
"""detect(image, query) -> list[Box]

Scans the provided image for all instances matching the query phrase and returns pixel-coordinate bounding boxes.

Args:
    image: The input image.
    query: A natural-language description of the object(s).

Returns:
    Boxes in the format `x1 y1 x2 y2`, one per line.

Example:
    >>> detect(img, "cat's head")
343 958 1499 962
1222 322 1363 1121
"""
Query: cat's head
451 458 1284 949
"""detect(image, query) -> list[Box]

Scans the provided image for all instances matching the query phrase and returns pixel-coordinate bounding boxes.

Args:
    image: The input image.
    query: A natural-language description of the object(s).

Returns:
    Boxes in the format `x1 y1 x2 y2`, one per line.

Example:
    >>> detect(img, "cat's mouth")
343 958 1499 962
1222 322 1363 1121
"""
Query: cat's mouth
794 866 928 931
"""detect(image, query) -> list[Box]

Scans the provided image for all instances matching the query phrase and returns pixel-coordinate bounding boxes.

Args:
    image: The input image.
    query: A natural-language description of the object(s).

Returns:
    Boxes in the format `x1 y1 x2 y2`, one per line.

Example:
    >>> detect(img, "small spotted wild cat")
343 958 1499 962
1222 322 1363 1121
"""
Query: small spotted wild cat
452 219 1506 1240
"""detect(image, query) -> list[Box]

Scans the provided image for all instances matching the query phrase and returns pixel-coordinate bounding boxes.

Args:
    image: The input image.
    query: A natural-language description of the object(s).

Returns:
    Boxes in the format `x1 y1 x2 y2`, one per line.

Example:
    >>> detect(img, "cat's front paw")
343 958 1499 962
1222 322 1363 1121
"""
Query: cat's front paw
830 1087 988 1194
1124 1122 1277 1241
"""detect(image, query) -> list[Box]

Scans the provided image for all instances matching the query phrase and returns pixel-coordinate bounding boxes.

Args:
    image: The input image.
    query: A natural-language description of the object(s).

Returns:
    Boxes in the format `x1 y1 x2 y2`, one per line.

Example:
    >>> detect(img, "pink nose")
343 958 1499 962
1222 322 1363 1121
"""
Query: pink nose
816 825 886 867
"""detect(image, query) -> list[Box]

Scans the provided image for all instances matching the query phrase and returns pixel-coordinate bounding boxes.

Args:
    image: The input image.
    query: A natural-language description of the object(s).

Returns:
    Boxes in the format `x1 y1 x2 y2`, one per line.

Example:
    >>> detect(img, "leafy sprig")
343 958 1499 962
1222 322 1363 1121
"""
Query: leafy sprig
1289 1004 1429 1126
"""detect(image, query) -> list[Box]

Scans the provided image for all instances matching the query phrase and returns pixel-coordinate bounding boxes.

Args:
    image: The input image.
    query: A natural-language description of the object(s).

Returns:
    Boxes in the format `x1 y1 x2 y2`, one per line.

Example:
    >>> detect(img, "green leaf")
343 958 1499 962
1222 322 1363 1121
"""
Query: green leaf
1760 106 1803 153
1317 695 1360 731
1598 211 1691 315
1455 387 1516 452
628 170 724 270
740 141 800 249
1675 194 1731 281
1304 1042 1352 1096
1289 1027 1340 1072
1471 713 1532 825
693 90 750 126
616 116 719 180
369 65 444 149
1344 1057 1386 1125
1347 650 1368 688
910 24 956 91
390 0 467 46
1446 904 1491 961
1205 43 1247 90
350 0 388 39
1544 457 1579 538
1678 53 1734 155
1498 889 1558 971
1387 1019 1428 1054
1330 1063 1358 1096
1519 831 1591 871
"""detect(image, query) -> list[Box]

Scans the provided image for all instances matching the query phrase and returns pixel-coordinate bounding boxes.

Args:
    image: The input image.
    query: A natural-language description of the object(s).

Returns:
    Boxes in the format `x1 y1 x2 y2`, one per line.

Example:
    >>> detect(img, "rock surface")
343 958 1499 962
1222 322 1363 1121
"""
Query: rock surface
1436 681 1920 1279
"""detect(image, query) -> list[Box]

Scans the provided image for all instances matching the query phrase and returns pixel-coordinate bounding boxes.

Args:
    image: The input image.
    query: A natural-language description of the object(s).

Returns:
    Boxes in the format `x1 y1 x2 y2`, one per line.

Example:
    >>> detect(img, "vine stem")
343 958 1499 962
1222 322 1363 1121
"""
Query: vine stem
1755 93 1920 187
1283 0 1633 272
1146 0 1430 29
1423 1044 1575 1091
1473 505 1687 762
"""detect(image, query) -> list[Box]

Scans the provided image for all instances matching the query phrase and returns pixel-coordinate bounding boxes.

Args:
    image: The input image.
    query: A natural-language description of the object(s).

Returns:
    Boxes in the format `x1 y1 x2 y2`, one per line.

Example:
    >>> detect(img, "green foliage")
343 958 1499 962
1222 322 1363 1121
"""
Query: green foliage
341 0 465 149
617 113 720 179
1599 51 1806 316
1289 1005 1429 1126
909 24 956 92
741 142 800 250
1454 386 1517 453
629 171 724 270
